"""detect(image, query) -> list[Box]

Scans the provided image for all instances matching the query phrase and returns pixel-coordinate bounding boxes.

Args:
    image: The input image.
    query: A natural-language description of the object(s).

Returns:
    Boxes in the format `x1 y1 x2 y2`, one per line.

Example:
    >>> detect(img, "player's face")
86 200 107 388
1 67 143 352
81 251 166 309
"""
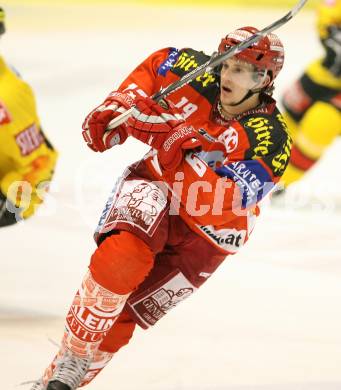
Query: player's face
220 58 263 106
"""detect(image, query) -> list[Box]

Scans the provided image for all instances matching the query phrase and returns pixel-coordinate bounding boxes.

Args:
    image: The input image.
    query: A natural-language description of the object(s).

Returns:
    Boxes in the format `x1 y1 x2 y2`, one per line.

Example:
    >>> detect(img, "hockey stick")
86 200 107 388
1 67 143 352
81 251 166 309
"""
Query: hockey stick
106 0 308 131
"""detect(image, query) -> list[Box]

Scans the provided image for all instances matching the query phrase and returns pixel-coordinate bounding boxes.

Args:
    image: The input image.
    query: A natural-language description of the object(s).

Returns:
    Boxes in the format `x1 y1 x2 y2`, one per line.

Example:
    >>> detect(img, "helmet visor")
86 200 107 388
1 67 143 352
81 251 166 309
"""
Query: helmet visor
217 57 267 91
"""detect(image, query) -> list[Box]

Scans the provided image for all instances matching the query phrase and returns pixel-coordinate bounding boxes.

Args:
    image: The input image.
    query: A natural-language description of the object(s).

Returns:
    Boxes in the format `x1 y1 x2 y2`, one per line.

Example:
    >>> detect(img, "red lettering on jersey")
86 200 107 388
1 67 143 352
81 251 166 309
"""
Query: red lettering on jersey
218 126 238 153
0 101 11 125
15 124 44 156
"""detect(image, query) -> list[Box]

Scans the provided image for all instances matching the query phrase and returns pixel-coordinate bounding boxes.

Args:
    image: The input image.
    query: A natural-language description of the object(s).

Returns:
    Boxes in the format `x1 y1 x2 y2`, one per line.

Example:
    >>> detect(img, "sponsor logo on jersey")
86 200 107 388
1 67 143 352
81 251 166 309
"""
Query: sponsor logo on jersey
198 128 217 143
245 117 274 158
158 48 180 76
272 132 293 176
174 51 198 72
216 160 273 207
244 115 292 177
0 101 11 125
227 161 262 195
173 51 216 88
15 124 44 156
218 126 239 153
197 224 246 253
272 114 293 176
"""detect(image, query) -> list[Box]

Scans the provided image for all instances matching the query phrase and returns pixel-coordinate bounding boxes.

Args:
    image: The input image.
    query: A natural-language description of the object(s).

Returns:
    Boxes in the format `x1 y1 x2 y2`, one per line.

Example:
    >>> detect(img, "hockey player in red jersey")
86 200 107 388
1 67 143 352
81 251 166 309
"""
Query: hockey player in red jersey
31 26 291 390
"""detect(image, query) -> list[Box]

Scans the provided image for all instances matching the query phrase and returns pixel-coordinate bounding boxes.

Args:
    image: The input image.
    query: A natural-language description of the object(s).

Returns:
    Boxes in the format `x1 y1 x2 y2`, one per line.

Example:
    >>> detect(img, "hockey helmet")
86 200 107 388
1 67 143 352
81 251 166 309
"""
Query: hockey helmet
218 26 285 88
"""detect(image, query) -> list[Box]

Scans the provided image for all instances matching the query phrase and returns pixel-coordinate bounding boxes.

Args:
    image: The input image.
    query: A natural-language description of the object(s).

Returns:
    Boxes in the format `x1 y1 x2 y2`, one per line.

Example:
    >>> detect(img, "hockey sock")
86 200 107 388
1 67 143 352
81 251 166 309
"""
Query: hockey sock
42 232 154 386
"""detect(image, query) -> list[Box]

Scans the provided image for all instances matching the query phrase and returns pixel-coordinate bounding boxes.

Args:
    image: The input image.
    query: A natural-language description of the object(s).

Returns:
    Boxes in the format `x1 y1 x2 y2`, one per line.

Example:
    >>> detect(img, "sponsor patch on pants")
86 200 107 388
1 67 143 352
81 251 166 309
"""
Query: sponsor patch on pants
99 179 168 237
127 270 197 329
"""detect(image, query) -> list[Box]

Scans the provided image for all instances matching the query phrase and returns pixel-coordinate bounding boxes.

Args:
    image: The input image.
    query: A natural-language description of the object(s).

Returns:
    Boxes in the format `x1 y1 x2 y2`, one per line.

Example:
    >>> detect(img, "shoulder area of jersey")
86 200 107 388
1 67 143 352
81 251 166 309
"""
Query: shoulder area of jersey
238 101 290 137
0 58 36 116
166 47 211 74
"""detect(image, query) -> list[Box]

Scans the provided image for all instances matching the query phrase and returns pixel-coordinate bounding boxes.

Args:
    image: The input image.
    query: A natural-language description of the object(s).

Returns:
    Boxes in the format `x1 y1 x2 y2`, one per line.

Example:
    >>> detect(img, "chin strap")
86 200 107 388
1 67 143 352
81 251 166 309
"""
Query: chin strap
229 89 258 106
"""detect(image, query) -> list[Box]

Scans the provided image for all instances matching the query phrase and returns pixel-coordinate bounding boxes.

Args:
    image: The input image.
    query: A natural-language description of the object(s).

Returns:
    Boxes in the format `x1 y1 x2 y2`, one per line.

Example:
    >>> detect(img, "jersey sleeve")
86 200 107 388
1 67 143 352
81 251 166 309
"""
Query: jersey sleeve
117 47 180 96
216 113 292 208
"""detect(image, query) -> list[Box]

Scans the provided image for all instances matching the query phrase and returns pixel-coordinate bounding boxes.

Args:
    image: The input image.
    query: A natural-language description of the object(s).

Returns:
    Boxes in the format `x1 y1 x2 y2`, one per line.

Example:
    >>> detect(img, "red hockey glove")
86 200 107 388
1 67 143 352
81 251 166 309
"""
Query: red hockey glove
82 91 135 152
127 97 202 170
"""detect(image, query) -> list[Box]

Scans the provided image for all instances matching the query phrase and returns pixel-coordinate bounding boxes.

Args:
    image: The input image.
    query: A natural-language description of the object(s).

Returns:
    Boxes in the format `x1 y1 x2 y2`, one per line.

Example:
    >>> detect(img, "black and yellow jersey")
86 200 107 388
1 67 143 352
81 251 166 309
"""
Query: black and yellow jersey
0 56 58 222
279 0 341 187
283 59 341 124
280 60 341 187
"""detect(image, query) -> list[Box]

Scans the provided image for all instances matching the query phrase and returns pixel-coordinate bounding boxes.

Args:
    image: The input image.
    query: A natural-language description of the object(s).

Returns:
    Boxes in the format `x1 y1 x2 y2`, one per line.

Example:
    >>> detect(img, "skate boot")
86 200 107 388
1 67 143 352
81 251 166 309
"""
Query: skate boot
29 348 91 390
33 349 113 390
44 349 91 390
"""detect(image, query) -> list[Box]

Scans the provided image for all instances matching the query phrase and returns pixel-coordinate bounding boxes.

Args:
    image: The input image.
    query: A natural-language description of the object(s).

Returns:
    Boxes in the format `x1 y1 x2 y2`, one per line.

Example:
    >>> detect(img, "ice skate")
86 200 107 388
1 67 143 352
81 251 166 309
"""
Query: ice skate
29 348 90 390
45 349 90 390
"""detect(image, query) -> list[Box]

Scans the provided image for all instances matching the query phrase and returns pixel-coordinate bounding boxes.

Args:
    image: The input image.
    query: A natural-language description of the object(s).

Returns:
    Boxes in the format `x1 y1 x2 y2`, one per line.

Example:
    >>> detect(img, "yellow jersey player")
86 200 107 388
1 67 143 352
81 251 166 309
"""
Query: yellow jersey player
279 0 341 189
0 7 58 227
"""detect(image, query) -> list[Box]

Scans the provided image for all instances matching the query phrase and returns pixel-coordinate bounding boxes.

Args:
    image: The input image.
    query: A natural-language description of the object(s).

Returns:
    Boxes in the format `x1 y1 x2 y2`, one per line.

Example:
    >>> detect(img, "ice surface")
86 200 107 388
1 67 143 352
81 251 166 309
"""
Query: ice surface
1 4 340 389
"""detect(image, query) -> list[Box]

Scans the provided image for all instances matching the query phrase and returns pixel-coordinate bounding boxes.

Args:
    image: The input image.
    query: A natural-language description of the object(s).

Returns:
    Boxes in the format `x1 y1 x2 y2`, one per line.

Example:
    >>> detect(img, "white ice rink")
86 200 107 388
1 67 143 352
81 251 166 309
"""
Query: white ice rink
1 3 341 390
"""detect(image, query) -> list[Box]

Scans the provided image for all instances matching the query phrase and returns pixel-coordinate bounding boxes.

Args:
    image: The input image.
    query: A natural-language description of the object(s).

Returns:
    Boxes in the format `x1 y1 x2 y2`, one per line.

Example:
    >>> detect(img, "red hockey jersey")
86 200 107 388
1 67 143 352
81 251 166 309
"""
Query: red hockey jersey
113 47 292 254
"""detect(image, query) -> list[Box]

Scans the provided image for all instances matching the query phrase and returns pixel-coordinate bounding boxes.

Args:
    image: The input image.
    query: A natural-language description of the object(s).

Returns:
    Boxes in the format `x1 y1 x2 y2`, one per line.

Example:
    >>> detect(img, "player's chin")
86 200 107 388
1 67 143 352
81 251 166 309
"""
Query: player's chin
220 95 235 106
